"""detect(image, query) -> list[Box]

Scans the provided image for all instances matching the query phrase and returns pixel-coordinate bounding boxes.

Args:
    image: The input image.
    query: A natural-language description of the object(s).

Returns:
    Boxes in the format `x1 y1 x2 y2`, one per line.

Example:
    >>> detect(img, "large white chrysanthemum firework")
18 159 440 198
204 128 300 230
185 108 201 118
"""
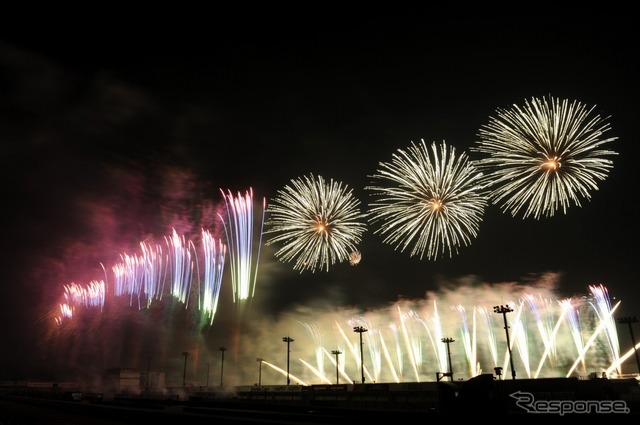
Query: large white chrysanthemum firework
265 174 367 273
472 95 618 219
366 140 487 261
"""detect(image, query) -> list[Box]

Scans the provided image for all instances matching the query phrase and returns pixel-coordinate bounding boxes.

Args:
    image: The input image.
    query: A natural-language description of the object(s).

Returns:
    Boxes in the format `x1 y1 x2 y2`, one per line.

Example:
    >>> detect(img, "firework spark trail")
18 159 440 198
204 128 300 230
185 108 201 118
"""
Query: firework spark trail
265 174 367 273
300 322 325 378
363 321 383 382
524 294 557 368
54 259 624 384
335 321 366 381
378 330 400 383
534 303 568 378
478 306 498 367
335 321 357 359
220 188 266 303
424 302 448 376
304 288 622 384
112 241 164 309
347 318 375 383
606 342 640 377
299 359 333 384
63 281 105 310
113 253 149 309
559 298 586 373
139 241 166 306
262 361 308 386
165 228 195 306
112 255 134 301
398 308 421 382
55 304 73 324
589 284 621 375
54 228 229 326
201 229 226 324
472 95 618 219
388 323 404 381
366 139 487 261
566 299 621 377
322 347 353 384
453 305 479 377
512 301 532 378
58 281 105 320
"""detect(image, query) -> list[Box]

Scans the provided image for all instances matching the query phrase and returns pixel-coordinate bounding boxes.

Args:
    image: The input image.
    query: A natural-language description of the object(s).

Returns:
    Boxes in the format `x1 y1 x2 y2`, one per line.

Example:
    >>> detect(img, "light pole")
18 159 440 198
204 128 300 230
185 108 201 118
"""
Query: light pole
182 351 189 387
494 305 516 379
282 336 294 385
331 350 342 385
618 316 640 375
256 358 264 386
146 355 151 392
206 363 210 388
441 337 455 381
219 347 227 387
353 326 368 384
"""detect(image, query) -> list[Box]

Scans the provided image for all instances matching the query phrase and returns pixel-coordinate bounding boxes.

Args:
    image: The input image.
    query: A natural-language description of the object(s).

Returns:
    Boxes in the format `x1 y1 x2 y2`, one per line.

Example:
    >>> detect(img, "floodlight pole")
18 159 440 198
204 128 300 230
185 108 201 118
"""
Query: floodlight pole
353 326 368 384
256 358 264 386
331 350 342 385
182 351 189 387
618 316 640 375
494 305 516 379
282 337 294 385
219 347 227 387
441 337 455 381
146 355 151 391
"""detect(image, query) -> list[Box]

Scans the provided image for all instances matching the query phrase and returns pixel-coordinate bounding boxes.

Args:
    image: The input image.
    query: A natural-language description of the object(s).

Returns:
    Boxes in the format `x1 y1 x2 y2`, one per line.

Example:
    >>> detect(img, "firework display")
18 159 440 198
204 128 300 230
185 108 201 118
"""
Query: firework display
471 95 618 219
219 188 266 303
44 95 627 388
55 227 227 325
284 283 622 385
366 140 487 260
264 174 367 273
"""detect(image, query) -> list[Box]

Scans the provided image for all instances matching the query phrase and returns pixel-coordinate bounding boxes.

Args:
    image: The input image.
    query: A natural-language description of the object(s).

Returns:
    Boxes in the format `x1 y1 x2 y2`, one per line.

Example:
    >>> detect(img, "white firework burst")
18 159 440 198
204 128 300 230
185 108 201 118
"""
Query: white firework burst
265 174 367 273
366 139 487 260
471 95 618 219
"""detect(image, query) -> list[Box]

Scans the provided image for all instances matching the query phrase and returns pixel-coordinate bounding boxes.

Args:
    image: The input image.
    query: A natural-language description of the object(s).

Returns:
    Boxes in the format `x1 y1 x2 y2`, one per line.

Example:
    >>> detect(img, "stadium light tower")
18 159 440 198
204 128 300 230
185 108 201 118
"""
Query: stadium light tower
353 326 368 384
494 305 516 379
256 358 264 386
282 337 294 385
331 350 342 385
219 347 227 387
441 337 455 381
618 316 640 375
181 351 189 387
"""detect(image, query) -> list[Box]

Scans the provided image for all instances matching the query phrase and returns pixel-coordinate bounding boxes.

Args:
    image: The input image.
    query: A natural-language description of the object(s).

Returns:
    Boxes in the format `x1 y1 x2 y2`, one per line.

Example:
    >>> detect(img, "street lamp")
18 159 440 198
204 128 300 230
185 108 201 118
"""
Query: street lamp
618 316 640 375
182 351 189 387
219 347 227 387
441 337 455 381
256 358 264 386
494 305 516 379
283 337 294 385
353 326 368 384
331 350 342 385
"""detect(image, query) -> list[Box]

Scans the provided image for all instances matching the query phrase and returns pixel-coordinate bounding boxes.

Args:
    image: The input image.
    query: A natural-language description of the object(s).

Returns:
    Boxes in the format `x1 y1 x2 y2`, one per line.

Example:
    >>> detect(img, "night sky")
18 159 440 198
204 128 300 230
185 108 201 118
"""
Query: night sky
1 11 637 386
